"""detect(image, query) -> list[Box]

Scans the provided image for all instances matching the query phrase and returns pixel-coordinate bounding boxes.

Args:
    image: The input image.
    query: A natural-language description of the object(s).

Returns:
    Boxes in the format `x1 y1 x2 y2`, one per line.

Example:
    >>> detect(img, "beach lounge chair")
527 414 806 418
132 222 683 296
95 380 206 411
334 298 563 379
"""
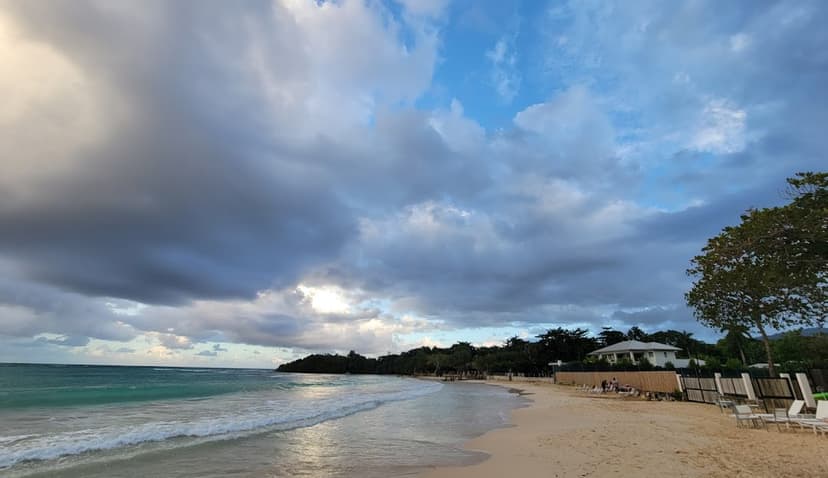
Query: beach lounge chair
716 396 735 414
733 404 764 429
619 388 638 397
792 400 828 435
808 422 828 436
757 400 813 418
761 408 792 431
787 399 806 417
794 418 828 436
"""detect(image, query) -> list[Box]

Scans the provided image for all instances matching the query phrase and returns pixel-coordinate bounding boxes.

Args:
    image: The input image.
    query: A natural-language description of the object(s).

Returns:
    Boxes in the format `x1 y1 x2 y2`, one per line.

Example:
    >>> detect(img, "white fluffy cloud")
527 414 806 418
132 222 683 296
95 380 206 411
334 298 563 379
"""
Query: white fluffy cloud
486 35 521 101
691 99 747 154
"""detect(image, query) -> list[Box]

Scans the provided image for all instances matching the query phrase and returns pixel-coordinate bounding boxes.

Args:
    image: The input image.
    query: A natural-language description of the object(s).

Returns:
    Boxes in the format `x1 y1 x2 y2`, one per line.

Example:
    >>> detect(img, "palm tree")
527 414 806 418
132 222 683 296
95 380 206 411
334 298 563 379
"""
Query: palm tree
675 330 696 358
721 323 752 365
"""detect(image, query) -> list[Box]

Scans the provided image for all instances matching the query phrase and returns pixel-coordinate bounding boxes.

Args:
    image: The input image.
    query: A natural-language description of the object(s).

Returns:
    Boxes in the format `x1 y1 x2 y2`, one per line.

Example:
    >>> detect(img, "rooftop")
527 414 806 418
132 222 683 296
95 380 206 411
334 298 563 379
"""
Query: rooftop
588 340 681 355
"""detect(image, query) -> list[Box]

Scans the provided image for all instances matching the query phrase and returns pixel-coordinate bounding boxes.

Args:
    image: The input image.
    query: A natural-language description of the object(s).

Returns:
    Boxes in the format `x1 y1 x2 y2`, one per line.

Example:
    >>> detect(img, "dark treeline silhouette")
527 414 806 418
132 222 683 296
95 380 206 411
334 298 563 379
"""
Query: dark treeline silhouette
276 326 828 375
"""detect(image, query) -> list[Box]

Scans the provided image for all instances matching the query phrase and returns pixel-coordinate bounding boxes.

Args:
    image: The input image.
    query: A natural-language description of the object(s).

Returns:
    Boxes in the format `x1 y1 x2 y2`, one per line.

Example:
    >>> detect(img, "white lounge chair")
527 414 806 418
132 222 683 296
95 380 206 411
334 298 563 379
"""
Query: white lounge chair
789 399 807 418
716 397 736 414
761 408 793 431
757 399 806 431
792 400 828 435
733 404 765 429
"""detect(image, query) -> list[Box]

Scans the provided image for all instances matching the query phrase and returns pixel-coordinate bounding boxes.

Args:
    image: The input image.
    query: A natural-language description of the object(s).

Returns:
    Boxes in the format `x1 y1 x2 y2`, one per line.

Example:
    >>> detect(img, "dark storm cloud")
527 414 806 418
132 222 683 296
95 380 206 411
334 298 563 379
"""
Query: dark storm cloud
633 182 785 244
0 1 355 304
0 271 139 341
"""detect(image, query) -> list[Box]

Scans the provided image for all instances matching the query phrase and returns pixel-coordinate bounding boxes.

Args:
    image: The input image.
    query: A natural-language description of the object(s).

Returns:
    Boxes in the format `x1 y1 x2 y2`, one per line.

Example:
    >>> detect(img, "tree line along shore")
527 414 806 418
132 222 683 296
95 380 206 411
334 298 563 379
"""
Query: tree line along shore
275 325 828 376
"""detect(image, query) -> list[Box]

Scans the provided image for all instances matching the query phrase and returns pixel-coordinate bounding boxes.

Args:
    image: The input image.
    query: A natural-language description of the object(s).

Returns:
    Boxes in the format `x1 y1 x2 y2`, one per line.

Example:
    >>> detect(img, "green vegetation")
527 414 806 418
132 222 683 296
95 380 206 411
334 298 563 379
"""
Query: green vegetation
277 326 720 375
686 172 827 376
278 327 828 376
278 328 606 375
276 350 378 374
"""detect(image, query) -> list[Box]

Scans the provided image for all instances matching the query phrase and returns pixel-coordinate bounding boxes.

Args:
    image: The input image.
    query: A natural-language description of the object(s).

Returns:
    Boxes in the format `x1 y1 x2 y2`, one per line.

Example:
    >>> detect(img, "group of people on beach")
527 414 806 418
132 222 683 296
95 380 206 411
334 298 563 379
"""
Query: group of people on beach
600 377 619 392
581 379 639 396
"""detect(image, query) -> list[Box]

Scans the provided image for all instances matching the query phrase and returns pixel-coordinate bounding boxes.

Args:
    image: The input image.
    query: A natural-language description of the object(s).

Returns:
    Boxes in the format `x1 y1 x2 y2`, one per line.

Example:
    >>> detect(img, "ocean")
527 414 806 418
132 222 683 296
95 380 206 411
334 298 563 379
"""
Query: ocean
0 364 525 477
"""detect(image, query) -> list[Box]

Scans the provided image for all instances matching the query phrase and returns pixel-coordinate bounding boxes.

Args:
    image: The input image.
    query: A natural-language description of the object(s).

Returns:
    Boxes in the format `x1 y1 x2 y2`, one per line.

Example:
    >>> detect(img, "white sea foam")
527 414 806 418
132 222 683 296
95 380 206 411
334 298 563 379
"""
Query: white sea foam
0 379 441 469
0 435 37 446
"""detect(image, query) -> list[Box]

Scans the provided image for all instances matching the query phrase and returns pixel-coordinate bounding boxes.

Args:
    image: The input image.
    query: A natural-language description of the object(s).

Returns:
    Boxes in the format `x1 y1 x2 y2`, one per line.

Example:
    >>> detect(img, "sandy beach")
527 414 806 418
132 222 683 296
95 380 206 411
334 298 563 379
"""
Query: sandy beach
421 381 828 478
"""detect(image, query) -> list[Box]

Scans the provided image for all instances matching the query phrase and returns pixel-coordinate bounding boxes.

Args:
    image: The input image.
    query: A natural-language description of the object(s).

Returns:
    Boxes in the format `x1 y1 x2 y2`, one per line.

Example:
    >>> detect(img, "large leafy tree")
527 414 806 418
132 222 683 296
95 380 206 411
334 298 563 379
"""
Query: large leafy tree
686 173 827 376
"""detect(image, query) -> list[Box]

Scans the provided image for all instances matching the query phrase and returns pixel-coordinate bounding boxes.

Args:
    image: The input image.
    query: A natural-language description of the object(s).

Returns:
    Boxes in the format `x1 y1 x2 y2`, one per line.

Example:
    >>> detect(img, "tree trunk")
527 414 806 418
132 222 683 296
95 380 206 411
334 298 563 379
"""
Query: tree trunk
738 343 747 366
755 322 776 377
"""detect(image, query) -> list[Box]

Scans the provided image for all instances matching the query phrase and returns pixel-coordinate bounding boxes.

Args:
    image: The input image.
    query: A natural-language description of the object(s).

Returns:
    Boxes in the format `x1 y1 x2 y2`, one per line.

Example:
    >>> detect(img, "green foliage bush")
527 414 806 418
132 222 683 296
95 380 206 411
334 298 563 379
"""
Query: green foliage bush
637 357 654 371
724 358 743 371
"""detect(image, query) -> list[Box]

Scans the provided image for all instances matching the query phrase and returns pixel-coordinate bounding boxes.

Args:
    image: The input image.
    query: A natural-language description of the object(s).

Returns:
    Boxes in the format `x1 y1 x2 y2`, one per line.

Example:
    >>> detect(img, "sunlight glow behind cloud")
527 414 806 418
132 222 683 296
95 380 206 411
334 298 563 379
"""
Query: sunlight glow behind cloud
297 285 352 315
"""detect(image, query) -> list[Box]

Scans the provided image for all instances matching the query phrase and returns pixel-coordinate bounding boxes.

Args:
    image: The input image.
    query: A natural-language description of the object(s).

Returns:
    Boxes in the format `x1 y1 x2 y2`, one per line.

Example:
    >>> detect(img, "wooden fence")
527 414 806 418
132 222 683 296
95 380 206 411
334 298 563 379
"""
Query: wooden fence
556 371 680 393
680 376 719 403
719 377 748 396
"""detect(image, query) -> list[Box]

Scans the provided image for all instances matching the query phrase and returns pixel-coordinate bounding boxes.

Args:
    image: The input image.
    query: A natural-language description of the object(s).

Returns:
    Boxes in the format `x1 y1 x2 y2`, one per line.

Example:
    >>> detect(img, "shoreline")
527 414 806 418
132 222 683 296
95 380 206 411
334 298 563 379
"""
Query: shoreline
419 381 827 478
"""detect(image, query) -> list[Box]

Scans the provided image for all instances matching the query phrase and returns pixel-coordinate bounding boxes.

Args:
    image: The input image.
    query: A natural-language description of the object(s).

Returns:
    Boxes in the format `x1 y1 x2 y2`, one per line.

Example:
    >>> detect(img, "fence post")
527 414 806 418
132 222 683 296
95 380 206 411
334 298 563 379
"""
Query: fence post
779 372 791 391
675 373 683 392
713 372 723 396
796 373 817 409
741 372 756 401
779 373 795 399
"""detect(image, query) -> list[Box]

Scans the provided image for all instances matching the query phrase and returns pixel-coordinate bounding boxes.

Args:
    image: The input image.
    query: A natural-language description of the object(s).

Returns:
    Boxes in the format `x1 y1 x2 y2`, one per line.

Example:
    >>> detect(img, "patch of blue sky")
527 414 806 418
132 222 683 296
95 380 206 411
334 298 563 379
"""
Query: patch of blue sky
418 1 547 130
635 162 696 211
380 0 419 54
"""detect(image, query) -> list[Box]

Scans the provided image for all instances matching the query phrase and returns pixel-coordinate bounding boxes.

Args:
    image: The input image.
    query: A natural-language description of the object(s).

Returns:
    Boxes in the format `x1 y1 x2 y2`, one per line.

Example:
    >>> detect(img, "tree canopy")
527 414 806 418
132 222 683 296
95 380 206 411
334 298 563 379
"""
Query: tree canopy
686 172 827 376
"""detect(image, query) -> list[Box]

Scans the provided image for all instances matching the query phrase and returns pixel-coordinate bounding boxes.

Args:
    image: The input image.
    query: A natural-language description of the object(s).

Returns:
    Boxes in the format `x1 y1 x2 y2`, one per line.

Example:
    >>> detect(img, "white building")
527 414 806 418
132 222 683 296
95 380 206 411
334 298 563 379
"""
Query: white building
588 340 683 367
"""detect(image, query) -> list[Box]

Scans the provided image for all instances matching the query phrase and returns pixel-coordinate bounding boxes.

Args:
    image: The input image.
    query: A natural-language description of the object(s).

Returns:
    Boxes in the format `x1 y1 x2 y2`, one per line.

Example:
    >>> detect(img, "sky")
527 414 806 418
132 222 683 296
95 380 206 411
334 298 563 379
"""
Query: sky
0 0 825 368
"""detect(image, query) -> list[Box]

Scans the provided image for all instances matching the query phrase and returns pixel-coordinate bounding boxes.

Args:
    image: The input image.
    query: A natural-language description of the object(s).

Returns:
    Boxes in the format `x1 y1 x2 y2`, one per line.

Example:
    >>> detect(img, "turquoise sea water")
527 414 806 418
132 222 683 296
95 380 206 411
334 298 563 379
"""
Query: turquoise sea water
0 364 525 477
0 364 293 409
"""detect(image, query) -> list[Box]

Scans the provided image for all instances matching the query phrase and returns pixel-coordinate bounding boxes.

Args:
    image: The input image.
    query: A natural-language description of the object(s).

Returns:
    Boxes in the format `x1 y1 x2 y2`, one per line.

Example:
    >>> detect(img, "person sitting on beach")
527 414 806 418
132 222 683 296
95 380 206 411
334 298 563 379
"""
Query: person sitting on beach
601 379 607 392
